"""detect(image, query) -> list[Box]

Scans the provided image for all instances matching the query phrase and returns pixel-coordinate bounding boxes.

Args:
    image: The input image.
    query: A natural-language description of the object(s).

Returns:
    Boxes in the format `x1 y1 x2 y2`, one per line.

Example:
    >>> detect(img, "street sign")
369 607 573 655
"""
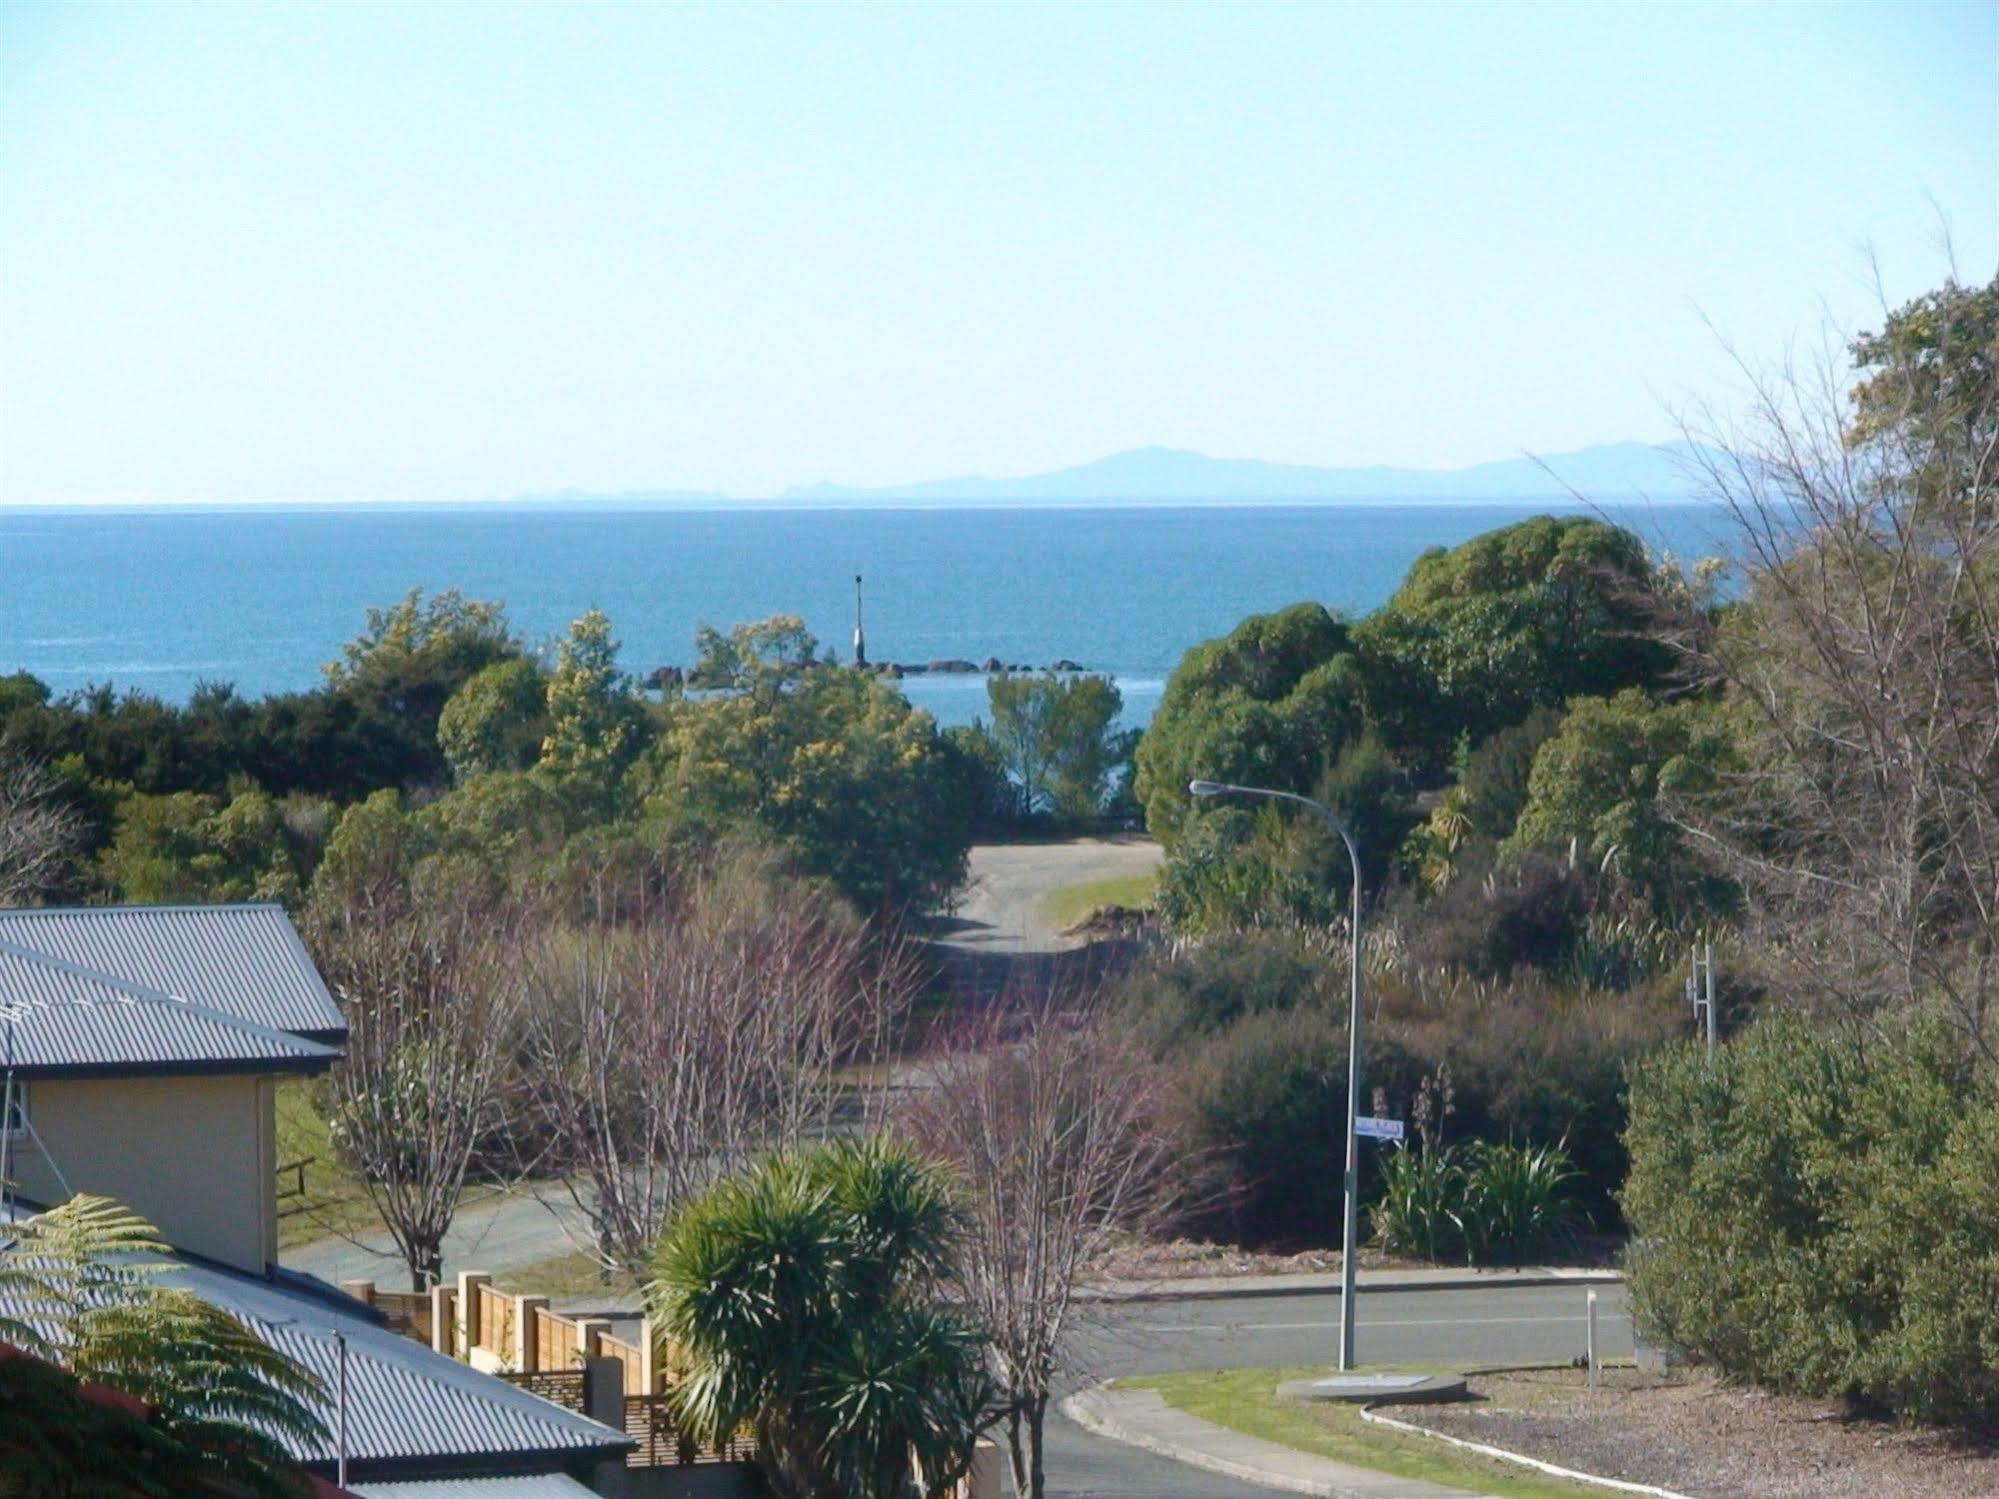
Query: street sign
1355 1115 1404 1142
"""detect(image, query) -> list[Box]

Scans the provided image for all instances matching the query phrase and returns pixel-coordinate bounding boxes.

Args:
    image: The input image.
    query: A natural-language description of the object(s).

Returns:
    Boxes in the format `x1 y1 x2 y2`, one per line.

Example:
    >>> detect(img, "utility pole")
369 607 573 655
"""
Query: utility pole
852 573 867 668
1687 939 1717 1061
334 1330 349 1488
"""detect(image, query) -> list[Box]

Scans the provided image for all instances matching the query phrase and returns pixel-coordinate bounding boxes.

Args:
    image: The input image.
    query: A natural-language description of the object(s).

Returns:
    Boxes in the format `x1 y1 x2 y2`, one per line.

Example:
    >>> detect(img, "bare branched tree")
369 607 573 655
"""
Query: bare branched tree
1666 271 1999 1056
518 846 915 1281
310 898 523 1290
0 757 83 907
899 994 1179 1499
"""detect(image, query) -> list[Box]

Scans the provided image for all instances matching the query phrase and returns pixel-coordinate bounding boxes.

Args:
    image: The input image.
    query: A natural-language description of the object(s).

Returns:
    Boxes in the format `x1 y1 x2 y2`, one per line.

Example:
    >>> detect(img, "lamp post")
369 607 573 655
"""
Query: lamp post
1189 778 1366 1371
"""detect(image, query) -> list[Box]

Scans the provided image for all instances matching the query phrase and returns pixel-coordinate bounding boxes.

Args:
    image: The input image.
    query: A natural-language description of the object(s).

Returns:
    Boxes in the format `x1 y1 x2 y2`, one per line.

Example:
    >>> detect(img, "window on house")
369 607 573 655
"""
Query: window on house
1 1083 26 1140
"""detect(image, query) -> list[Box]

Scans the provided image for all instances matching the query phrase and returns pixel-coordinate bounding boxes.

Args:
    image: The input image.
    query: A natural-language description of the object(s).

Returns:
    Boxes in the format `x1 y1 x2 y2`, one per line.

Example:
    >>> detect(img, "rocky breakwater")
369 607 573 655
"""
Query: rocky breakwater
863 657 1086 679
643 657 1089 690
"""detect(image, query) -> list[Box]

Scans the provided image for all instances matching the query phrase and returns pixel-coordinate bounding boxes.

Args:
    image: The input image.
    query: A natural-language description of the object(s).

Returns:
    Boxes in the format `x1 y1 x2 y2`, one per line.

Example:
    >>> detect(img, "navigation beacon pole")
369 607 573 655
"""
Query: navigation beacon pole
853 573 867 668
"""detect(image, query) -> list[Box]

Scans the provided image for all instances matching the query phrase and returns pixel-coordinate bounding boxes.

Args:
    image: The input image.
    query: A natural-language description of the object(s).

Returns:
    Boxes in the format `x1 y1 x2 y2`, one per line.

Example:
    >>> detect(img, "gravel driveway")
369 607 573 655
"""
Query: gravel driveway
943 836 1163 955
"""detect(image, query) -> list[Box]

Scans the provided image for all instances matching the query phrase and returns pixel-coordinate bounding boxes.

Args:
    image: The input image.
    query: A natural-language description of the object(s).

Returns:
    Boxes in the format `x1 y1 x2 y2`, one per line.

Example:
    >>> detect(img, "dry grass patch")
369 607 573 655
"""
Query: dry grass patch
1404 1366 1999 1499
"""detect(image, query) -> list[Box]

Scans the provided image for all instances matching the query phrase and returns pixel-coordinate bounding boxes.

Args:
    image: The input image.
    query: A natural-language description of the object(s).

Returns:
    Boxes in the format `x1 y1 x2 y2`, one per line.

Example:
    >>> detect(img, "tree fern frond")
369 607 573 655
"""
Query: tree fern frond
2 1196 326 1497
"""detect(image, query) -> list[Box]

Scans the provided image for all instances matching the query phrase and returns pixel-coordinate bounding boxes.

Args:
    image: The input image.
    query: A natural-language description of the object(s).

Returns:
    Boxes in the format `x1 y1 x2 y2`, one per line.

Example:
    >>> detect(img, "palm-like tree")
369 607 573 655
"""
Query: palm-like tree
648 1138 996 1499
0 1194 329 1498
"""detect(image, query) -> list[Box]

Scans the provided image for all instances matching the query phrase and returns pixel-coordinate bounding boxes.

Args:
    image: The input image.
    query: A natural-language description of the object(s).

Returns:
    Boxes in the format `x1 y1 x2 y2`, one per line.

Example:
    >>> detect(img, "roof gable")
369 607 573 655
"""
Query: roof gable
0 905 345 1042
0 940 338 1078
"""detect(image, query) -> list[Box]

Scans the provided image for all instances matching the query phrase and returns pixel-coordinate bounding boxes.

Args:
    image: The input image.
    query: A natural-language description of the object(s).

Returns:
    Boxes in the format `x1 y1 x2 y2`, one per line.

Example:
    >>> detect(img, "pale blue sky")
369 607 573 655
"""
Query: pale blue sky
2 0 1992 504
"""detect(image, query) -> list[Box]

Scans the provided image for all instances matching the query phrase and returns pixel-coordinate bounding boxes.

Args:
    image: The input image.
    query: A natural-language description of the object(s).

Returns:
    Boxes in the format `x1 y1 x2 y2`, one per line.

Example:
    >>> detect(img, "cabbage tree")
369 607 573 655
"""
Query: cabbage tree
648 1138 995 1499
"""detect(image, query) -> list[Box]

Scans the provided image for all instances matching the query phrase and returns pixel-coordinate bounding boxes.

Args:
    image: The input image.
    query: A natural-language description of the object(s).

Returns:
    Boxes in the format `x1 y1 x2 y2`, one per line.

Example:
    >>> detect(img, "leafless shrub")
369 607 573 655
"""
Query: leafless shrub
517 844 916 1281
309 897 524 1290
0 757 83 907
1666 272 1998 1056
899 992 1180 1499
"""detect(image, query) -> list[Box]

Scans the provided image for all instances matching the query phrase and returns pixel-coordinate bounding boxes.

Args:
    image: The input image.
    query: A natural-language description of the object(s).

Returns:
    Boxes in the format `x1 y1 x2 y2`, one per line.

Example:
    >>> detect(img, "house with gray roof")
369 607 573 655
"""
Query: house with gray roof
0 903 634 1495
0 903 348 1273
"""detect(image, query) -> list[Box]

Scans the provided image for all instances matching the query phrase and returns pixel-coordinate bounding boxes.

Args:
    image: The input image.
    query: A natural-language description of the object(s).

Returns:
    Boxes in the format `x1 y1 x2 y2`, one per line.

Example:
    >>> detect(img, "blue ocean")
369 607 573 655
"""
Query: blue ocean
0 501 1728 729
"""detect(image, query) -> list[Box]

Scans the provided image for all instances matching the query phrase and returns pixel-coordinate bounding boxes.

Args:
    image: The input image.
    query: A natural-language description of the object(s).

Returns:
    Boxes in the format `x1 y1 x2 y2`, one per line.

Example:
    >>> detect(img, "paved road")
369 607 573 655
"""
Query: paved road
285 1185 593 1288
1045 1283 1632 1498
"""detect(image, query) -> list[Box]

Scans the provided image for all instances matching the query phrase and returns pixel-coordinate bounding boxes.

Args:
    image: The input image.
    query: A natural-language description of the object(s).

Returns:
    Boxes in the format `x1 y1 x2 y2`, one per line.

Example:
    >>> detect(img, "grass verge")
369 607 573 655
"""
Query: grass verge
1040 871 1158 929
275 1079 382 1250
1122 1366 1609 1499
501 1249 643 1304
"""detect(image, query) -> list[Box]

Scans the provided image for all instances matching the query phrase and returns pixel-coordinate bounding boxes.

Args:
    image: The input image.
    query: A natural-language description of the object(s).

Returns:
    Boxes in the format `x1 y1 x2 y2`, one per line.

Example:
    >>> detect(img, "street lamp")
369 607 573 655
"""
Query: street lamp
1188 779 1366 1371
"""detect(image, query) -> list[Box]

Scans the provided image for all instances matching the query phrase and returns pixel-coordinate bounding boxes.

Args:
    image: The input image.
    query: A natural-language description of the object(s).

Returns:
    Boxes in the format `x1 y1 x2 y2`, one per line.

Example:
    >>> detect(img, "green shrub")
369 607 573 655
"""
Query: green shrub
1623 1016 1999 1428
1121 928 1326 1045
1370 1144 1468 1262
1171 1008 1350 1247
1457 1140 1580 1264
1398 850 1590 981
1371 1140 1579 1266
1170 1008 1425 1247
1123 934 1674 1241
1363 964 1677 1227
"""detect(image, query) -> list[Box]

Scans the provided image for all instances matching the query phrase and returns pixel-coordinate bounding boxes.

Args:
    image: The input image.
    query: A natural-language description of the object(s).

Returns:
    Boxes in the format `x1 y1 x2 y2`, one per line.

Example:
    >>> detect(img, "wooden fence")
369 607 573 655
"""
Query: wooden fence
346 1271 1001 1490
343 1270 750 1471
337 1282 433 1346
623 1392 757 1469
500 1367 588 1415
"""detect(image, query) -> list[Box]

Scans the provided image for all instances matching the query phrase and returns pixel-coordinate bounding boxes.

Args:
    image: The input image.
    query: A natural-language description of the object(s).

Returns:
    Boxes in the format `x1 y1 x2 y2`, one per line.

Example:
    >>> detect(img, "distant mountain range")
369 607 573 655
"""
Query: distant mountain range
509 486 732 507
488 440 1716 509
777 441 1712 503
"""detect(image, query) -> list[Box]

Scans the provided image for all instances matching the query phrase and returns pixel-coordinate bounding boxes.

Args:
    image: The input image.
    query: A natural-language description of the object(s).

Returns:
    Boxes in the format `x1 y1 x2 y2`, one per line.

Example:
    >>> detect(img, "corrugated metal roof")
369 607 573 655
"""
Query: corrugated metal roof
0 1204 630 1472
352 1478 599 1499
0 904 345 1040
0 941 337 1075
253 1318 620 1466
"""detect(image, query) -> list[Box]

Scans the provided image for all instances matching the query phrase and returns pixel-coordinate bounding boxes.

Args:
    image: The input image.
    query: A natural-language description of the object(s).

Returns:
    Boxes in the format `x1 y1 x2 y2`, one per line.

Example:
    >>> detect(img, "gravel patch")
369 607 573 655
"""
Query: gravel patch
1091 1238 1404 1280
1400 1366 1999 1498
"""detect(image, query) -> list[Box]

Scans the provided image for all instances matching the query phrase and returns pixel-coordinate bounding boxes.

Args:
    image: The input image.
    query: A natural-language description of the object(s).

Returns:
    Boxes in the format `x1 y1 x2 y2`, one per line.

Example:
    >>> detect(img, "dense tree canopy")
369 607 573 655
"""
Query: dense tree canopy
1136 516 1674 936
96 788 315 906
1353 514 1668 767
324 588 521 747
1133 602 1366 847
437 657 550 782
1506 689 1738 929
638 629 972 914
0 597 977 919
973 671 1125 823
538 608 646 804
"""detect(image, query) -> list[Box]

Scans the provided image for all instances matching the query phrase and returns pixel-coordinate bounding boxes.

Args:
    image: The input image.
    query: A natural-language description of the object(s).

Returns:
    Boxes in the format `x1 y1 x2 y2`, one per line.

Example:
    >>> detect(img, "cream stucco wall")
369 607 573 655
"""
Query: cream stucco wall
8 1072 277 1274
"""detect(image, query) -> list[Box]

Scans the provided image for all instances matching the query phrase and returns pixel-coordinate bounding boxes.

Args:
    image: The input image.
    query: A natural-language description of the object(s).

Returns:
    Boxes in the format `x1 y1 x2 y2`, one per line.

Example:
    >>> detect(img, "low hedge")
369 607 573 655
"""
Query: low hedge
1623 1015 1999 1429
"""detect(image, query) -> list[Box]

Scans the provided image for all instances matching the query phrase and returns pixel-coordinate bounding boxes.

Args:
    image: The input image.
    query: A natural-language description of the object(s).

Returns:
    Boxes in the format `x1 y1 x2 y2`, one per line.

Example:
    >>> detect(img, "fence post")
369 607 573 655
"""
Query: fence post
517 1295 550 1374
430 1283 457 1357
639 1313 660 1395
575 1316 611 1363
581 1353 624 1425
1586 1289 1599 1387
456 1271 490 1352
338 1279 376 1309
581 1355 631 1499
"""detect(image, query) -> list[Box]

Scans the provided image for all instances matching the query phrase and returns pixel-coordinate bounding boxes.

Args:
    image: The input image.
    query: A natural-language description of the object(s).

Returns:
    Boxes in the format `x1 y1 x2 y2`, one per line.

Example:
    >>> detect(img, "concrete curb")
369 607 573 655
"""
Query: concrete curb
530 1270 1625 1327
1060 1383 1446 1499
1077 1268 1623 1305
1359 1405 1697 1499
1067 1377 1698 1499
